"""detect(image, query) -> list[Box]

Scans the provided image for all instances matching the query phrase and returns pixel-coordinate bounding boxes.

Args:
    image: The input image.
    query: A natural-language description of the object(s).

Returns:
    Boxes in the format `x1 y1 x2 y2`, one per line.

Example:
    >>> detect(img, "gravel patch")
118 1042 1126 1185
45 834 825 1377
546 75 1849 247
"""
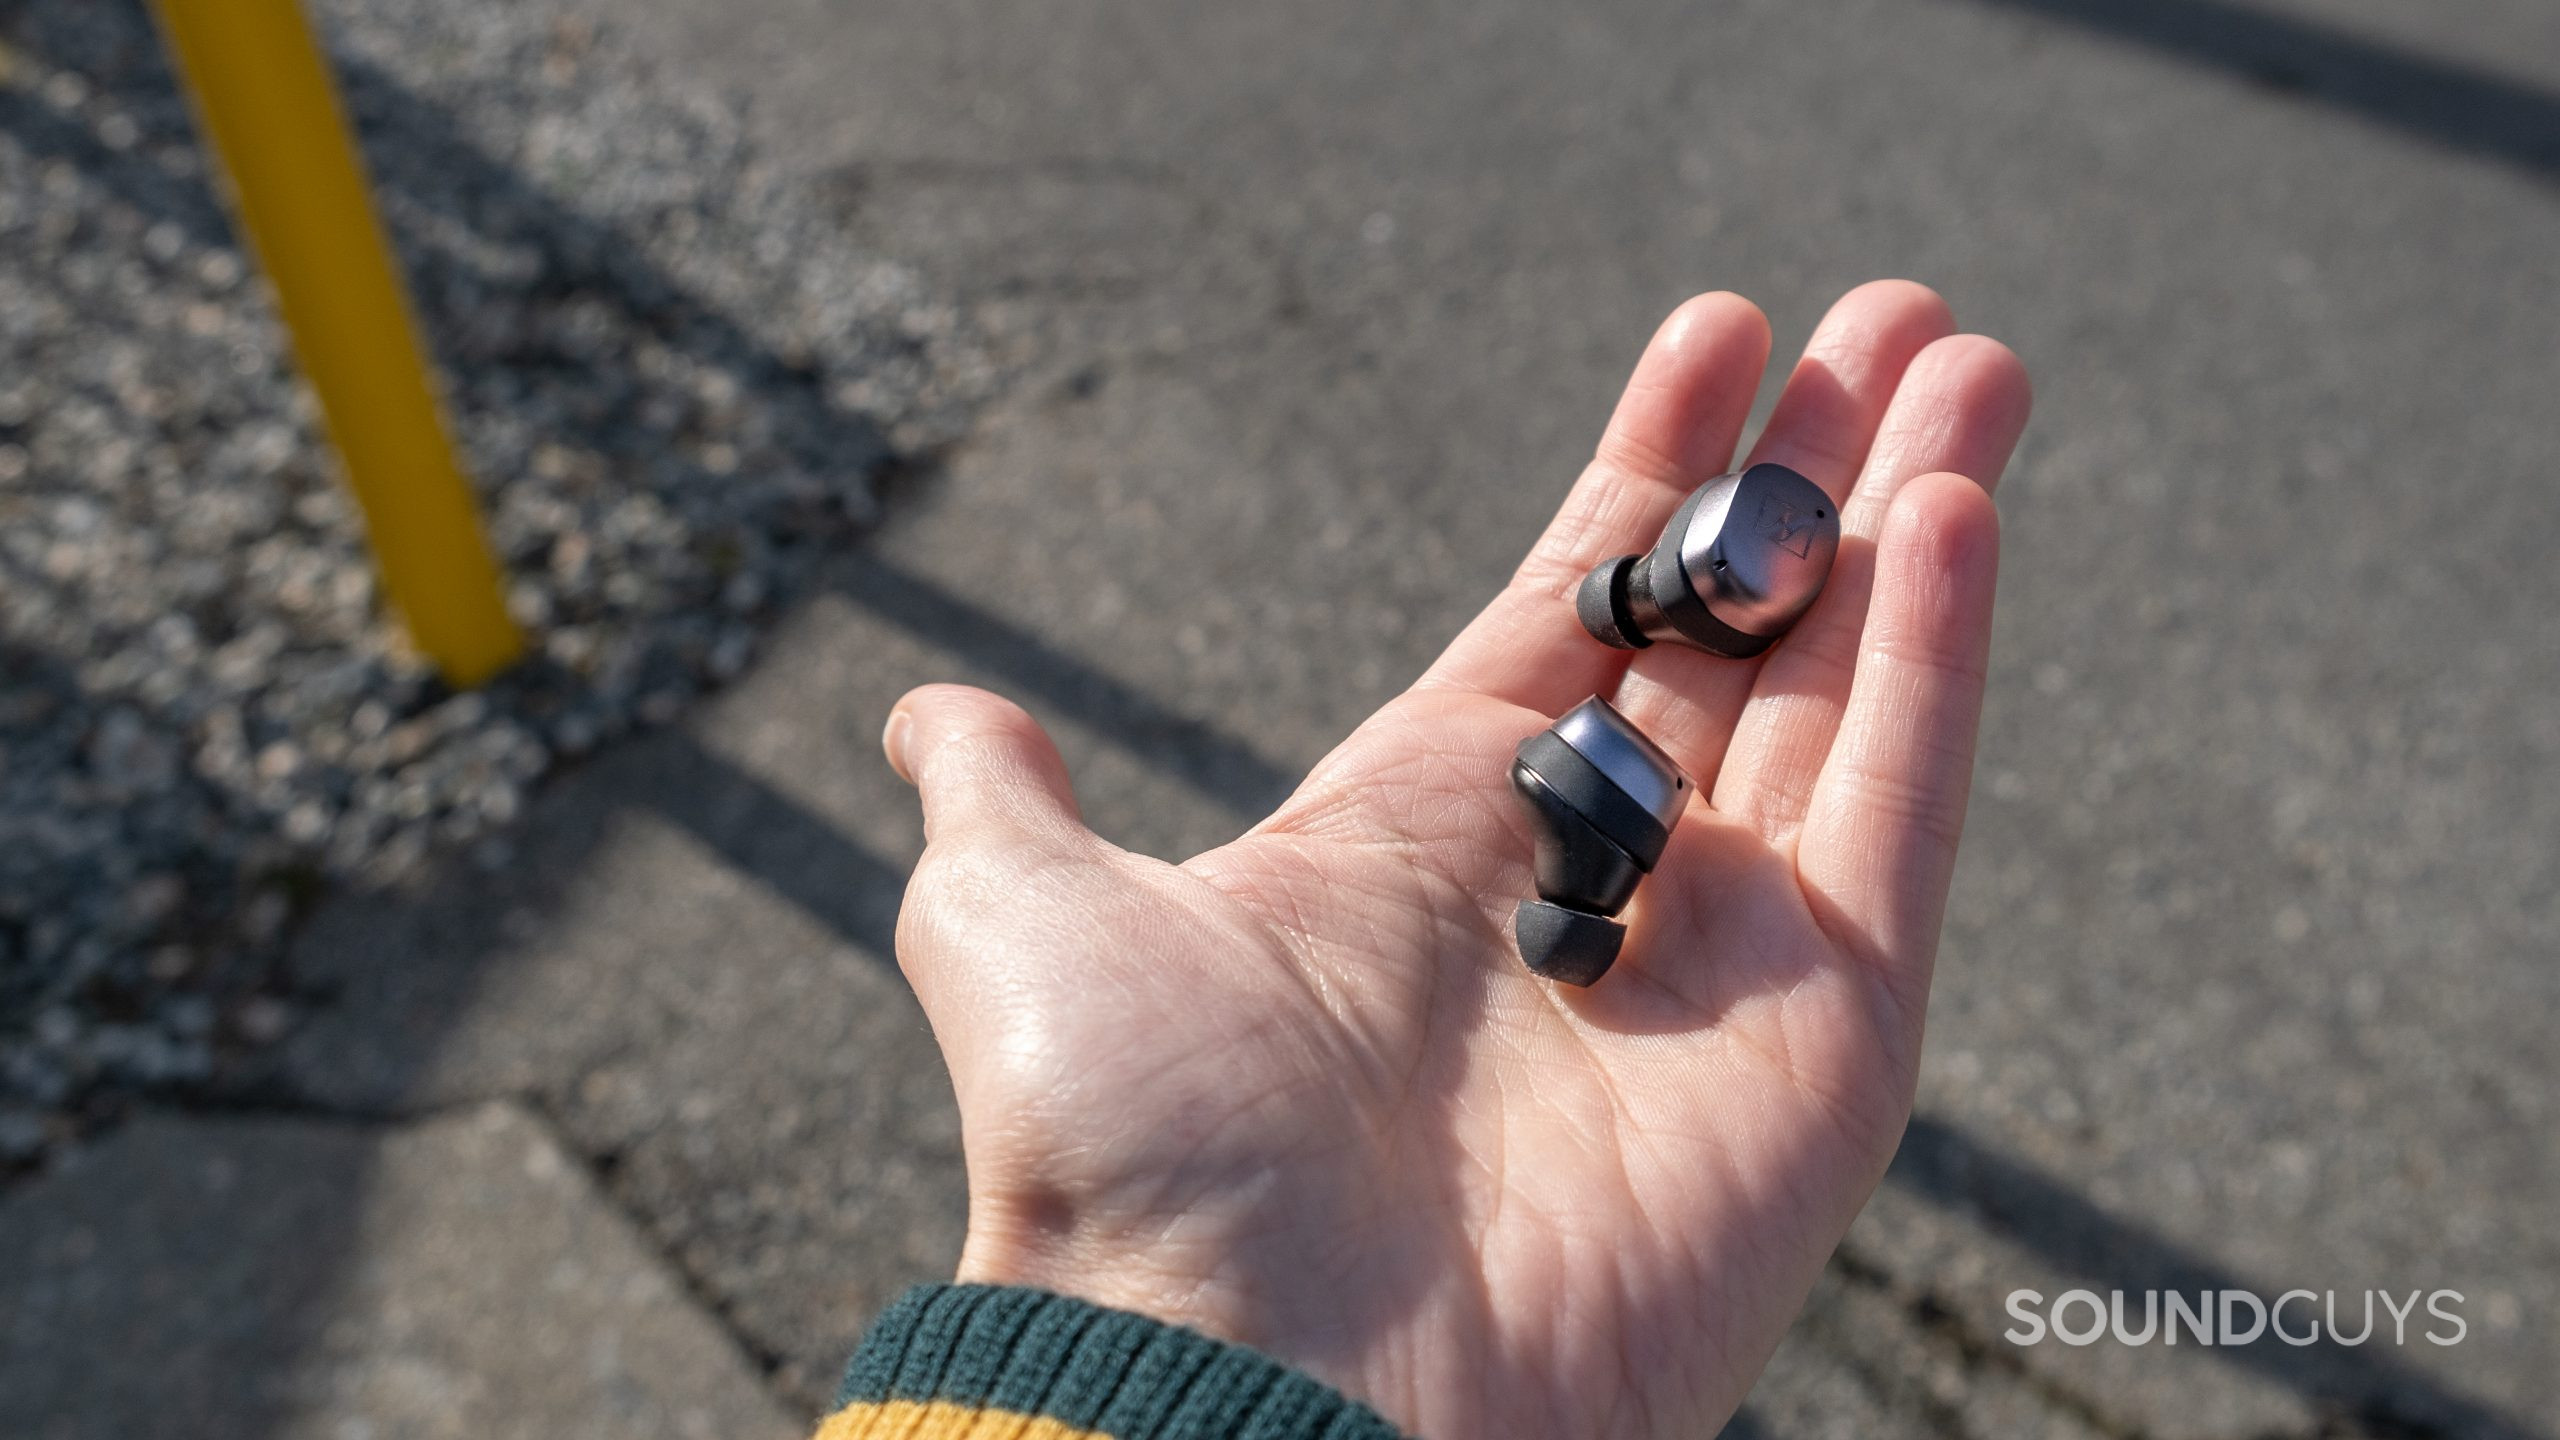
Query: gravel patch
0 0 991 1163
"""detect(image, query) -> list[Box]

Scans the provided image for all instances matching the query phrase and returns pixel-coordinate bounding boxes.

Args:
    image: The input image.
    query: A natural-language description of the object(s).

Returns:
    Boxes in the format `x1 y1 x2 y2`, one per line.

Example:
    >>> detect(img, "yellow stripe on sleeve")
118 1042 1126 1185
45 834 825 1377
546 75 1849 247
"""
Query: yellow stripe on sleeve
814 1398 1117 1440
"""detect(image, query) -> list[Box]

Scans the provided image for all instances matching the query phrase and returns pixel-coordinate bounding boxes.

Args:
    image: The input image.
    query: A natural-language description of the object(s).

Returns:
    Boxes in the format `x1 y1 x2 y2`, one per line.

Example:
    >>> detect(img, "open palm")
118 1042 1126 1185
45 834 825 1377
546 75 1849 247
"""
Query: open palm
884 282 2032 1440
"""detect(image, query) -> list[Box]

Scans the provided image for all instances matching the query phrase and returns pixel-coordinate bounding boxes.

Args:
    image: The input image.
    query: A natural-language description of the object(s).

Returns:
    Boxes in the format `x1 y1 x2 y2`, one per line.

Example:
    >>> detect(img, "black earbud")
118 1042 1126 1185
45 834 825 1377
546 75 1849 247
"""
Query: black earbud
1510 697 1694 986
1512 463 1843 985
1576 462 1840 656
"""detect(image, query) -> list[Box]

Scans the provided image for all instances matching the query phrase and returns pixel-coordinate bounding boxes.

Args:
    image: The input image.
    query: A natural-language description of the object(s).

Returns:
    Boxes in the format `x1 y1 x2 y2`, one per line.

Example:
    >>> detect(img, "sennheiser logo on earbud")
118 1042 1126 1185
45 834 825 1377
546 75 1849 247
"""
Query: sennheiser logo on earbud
1756 494 1818 558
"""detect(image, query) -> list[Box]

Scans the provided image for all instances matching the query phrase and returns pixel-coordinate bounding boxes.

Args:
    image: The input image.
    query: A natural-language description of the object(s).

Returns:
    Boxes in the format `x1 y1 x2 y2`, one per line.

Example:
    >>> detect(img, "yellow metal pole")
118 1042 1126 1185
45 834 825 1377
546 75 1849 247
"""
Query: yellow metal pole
149 0 523 687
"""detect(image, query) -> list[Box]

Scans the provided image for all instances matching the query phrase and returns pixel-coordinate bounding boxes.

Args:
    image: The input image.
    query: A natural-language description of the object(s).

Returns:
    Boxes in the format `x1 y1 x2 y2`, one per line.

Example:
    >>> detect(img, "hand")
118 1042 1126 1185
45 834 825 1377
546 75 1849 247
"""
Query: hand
882 282 2031 1439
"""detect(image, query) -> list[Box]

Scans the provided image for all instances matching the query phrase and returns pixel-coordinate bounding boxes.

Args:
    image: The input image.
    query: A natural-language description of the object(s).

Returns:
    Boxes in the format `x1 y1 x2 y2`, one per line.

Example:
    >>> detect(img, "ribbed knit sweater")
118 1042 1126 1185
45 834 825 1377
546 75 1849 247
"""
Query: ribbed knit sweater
814 1286 1409 1440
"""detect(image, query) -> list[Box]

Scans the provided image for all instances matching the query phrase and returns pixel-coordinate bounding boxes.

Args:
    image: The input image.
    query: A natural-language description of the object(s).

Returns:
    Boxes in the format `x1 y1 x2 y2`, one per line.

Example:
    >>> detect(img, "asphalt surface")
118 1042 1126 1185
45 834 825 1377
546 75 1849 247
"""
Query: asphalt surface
590 0 2560 1427
4 0 2556 1436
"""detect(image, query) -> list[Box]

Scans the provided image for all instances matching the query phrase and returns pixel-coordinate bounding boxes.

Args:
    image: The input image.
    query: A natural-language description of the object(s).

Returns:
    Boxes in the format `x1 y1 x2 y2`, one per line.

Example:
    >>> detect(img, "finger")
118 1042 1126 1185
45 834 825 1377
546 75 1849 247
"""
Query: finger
1417 292 1770 713
1611 280 1958 786
1795 472 2000 1002
885 683 1093 856
883 685 1118 1027
1714 335 2030 838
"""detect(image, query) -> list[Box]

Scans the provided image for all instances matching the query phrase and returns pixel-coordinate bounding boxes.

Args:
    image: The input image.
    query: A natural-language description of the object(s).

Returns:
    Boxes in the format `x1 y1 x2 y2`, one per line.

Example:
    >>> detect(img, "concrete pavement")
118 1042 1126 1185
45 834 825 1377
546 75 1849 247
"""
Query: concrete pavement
573 0 2560 1428
0 1105 796 1440
5 0 2555 1435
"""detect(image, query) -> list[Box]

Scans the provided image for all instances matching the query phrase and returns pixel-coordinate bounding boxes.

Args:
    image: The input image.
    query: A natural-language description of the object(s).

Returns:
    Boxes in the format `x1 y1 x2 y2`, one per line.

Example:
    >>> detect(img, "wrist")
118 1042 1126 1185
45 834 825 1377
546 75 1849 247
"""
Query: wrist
956 1215 1254 1353
948 1143 1415 1419
830 1285 1409 1440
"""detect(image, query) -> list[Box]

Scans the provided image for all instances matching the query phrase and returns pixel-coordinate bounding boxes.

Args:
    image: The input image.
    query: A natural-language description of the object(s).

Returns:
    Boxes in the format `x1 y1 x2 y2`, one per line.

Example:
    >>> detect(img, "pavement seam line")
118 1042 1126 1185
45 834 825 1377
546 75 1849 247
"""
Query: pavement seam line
507 1091 806 1403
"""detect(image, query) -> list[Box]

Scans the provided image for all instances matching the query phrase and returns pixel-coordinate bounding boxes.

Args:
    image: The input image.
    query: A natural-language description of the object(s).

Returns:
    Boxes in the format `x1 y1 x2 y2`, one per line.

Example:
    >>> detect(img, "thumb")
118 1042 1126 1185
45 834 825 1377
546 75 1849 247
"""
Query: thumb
884 683 1091 854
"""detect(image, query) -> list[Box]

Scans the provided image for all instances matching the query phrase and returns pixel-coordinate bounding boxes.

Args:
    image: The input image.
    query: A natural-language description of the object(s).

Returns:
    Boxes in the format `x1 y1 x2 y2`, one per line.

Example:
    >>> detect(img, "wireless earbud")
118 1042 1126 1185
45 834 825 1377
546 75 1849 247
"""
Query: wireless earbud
1510 697 1694 985
1512 463 1842 985
1576 461 1840 657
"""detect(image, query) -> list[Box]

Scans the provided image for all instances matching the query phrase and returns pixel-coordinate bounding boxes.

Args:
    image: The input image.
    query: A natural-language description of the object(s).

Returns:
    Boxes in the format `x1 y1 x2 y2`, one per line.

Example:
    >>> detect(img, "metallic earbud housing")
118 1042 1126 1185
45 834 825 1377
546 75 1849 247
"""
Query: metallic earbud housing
1510 697 1694 985
1576 462 1841 657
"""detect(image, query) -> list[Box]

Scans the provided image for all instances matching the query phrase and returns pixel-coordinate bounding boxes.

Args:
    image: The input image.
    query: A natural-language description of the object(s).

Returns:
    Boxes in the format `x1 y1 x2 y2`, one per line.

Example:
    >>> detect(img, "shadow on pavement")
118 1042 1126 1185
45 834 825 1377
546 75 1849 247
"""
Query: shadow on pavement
642 728 913 958
0 1105 799 1439
4 0 2551 1435
832 557 1298 816
1713 1407 1772 1440
1977 0 2560 180
1890 1115 2541 1439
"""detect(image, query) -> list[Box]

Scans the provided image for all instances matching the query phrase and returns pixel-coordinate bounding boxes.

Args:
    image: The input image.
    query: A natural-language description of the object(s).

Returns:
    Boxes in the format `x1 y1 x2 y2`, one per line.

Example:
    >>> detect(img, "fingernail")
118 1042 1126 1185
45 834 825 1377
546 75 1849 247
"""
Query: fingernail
882 708 915 783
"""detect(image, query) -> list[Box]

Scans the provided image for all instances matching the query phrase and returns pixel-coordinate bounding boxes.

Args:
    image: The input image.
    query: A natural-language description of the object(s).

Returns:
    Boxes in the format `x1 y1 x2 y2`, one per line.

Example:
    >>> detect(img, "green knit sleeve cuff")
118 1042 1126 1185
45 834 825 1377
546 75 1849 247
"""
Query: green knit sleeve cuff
818 1284 1411 1440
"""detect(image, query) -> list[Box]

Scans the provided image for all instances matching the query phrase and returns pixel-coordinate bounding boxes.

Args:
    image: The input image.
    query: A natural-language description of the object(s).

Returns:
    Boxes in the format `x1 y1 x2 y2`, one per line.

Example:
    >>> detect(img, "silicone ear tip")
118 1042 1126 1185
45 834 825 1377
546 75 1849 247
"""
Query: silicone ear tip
1514 899 1625 986
1575 555 1646 649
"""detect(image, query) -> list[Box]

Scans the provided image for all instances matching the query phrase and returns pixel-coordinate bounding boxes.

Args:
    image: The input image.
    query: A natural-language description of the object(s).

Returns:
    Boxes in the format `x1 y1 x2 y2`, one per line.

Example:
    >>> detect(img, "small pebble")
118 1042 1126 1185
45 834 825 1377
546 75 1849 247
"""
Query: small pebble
0 0 995 1152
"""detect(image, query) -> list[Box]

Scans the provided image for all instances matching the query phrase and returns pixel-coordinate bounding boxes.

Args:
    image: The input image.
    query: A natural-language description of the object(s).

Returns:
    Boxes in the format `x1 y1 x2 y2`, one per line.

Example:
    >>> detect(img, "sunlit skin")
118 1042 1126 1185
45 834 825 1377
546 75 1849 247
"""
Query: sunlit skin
881 282 2032 1440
